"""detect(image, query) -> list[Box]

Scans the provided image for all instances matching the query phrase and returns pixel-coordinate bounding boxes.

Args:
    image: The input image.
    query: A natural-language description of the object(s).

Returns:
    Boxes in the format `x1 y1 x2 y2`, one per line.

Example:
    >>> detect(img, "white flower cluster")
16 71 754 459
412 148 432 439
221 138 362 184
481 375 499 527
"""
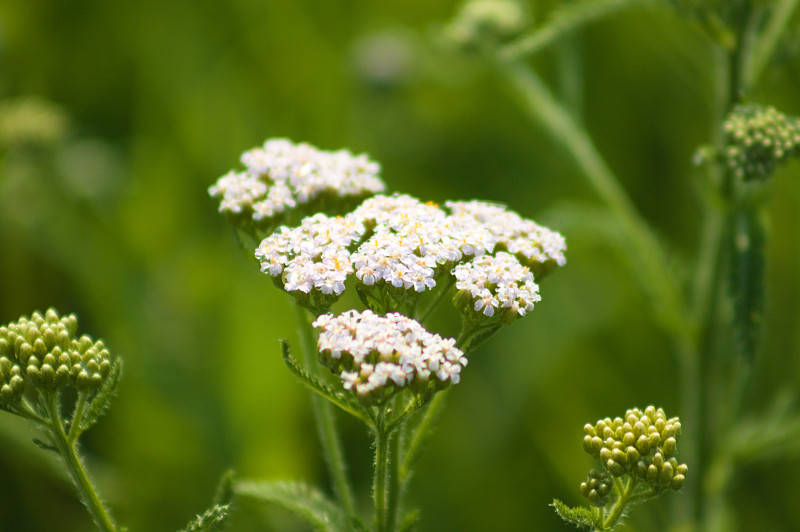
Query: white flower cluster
255 194 565 316
446 200 567 271
313 310 466 399
208 138 385 222
454 252 541 317
256 213 365 295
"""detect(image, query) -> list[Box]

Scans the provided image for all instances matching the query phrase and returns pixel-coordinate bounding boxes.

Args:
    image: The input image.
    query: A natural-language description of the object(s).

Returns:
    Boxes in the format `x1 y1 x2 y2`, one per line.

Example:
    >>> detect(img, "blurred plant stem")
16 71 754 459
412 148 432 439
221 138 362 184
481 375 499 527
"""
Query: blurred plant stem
493 58 689 340
292 302 356 519
488 2 798 529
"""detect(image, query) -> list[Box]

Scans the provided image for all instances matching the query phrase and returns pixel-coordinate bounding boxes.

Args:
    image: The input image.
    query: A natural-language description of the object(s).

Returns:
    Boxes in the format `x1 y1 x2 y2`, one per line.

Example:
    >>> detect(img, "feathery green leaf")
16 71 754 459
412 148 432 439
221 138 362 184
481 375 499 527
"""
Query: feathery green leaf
236 480 351 532
80 357 122 433
280 340 372 426
551 499 598 529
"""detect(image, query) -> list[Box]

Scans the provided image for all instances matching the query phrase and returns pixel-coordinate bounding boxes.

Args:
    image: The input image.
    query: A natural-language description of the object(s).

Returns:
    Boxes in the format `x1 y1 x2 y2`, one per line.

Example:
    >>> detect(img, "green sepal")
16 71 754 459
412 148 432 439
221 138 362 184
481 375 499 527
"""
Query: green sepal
550 499 598 530
235 480 354 532
728 208 766 364
79 357 122 433
0 402 20 416
31 437 57 452
280 340 373 426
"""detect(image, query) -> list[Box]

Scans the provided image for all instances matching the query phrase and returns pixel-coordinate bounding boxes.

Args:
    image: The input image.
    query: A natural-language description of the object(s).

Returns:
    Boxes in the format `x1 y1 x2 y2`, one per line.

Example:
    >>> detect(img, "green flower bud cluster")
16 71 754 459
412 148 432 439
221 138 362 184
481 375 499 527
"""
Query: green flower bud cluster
0 309 113 405
723 104 800 181
582 406 687 492
579 469 613 507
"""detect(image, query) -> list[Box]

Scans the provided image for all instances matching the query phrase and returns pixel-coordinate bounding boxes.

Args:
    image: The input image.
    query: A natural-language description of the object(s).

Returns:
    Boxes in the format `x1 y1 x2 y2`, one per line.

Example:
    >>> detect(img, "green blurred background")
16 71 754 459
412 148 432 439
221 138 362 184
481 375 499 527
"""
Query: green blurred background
1 1 799 530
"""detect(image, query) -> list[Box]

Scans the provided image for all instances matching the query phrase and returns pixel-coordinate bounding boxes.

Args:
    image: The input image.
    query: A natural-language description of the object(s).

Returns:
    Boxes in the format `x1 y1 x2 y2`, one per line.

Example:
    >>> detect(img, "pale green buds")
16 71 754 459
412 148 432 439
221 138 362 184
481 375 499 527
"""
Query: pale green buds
0 309 116 410
722 105 800 181
583 406 687 492
579 469 613 507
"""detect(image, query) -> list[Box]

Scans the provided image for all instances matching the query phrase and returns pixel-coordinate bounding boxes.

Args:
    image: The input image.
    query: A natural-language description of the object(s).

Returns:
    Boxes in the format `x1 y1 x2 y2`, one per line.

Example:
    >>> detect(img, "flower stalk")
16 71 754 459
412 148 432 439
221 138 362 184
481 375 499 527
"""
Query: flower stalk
44 393 119 532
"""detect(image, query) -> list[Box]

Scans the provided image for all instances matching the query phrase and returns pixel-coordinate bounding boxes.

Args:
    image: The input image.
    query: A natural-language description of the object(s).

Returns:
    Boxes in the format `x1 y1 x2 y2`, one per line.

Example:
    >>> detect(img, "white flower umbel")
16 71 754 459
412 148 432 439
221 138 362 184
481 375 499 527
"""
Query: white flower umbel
255 213 367 313
314 310 466 404
446 200 567 279
209 138 385 237
255 193 566 317
454 251 541 319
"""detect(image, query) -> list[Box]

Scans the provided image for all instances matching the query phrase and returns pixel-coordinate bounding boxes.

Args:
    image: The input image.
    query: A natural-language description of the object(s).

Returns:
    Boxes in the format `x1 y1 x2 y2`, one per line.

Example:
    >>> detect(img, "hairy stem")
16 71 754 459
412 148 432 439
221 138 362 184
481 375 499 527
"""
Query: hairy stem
45 393 118 532
386 419 402 532
373 409 391 532
600 477 639 531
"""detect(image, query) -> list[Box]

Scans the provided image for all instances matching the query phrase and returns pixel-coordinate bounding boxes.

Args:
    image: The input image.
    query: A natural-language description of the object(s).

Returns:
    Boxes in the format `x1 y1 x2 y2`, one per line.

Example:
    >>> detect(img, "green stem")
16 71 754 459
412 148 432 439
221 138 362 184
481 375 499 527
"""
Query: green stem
45 393 118 532
68 392 90 443
600 477 639 531
374 409 391 532
386 419 402 532
496 58 689 339
292 302 356 518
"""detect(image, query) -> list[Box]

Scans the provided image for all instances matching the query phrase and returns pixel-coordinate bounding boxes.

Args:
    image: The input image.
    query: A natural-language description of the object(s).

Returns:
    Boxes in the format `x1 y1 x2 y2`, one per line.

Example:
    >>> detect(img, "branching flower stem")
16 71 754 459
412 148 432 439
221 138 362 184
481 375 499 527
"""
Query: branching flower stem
373 408 391 532
292 302 356 519
43 392 119 532
597 477 652 531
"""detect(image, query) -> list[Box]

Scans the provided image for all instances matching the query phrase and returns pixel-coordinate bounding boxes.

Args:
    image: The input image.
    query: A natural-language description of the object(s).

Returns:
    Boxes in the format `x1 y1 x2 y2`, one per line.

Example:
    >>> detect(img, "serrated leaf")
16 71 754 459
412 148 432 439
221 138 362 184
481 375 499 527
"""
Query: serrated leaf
177 470 237 532
281 341 372 426
177 504 230 532
235 480 350 532
550 499 597 529
503 0 654 59
80 357 122 433
728 208 766 364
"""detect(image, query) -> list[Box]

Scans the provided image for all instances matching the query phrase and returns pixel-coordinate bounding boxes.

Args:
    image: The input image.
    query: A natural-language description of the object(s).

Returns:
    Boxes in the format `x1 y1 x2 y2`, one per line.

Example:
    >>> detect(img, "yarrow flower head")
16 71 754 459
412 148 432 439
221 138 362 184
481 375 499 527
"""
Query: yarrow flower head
313 310 466 404
721 104 800 181
256 192 566 318
453 251 541 321
209 138 386 238
0 309 115 408
582 406 687 493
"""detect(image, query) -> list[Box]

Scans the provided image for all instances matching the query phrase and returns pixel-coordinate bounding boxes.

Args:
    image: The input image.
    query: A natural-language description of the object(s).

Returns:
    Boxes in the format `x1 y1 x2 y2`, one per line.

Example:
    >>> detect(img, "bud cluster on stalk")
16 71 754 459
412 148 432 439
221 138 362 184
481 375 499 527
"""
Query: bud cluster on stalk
0 309 113 405
582 406 687 492
579 469 613 507
723 104 800 181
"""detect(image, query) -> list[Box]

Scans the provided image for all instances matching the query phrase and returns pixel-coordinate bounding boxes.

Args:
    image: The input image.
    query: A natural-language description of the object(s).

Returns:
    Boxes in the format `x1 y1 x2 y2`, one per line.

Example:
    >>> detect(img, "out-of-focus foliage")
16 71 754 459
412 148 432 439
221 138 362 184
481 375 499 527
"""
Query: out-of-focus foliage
0 1 798 531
